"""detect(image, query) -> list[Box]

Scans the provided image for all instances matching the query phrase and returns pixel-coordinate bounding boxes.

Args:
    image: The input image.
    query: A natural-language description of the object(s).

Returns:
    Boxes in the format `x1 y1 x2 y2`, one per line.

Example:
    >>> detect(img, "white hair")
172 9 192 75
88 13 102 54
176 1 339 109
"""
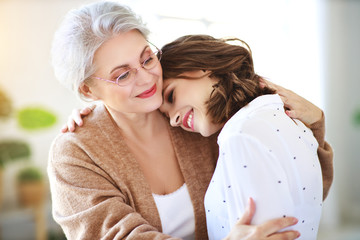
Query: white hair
51 1 150 101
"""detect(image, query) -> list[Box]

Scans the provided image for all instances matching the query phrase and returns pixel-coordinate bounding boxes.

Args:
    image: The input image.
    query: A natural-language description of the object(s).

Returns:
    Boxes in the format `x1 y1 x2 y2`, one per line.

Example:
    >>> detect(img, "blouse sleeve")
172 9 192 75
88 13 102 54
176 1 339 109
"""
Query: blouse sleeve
309 111 334 200
218 133 299 227
48 136 179 240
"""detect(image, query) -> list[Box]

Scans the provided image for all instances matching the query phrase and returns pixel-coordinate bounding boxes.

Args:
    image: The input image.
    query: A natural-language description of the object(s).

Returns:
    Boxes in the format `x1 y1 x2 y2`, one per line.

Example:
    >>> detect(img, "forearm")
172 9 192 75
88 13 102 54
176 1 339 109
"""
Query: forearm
317 141 334 200
309 112 334 200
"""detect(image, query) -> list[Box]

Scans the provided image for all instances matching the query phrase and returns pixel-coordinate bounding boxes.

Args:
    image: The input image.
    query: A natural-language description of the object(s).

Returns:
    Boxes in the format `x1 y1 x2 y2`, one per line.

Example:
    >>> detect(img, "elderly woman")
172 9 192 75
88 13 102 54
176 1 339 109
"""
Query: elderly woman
49 1 333 239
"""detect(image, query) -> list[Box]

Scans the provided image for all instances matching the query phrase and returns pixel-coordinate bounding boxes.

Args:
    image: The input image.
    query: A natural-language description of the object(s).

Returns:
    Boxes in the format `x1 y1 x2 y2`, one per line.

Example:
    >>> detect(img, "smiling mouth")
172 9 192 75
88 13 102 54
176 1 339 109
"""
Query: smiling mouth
183 109 194 130
137 84 157 98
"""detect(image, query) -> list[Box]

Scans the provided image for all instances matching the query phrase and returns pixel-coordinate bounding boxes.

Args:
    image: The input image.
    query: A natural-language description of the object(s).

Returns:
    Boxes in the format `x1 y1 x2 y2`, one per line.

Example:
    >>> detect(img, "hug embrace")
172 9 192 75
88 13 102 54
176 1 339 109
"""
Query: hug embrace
48 1 333 240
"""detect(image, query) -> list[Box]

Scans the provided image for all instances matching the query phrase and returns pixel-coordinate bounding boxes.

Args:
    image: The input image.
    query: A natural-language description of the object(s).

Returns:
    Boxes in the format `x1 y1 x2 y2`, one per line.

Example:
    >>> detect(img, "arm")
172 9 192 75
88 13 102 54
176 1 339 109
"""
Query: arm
261 79 333 200
48 136 178 240
219 134 301 239
309 113 334 200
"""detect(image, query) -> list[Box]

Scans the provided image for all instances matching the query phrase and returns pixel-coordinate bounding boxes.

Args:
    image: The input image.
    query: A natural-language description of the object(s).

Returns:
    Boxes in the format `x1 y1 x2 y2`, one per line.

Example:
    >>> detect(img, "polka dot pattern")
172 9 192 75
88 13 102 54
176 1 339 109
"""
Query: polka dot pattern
204 94 323 240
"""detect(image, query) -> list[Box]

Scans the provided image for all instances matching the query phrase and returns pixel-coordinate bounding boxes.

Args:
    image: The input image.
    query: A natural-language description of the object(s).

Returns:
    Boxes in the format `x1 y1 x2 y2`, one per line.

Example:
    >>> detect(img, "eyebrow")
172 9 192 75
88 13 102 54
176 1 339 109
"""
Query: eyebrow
109 45 150 74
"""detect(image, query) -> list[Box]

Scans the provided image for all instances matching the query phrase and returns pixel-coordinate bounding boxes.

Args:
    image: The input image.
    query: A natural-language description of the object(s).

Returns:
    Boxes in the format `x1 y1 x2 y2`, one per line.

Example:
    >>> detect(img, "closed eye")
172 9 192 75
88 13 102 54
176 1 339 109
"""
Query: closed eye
117 70 131 81
167 89 174 103
143 55 155 67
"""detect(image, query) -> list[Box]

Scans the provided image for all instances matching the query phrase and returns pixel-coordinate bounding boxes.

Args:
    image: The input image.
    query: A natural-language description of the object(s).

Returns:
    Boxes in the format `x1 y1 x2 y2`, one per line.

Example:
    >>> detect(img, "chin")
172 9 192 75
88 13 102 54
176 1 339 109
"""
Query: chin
196 129 211 137
200 127 221 137
200 132 211 137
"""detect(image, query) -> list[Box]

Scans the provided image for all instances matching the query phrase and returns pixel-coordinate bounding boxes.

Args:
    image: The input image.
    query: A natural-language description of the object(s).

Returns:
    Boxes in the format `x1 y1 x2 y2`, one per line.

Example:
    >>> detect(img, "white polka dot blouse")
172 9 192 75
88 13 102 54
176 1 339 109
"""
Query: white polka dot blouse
205 94 323 240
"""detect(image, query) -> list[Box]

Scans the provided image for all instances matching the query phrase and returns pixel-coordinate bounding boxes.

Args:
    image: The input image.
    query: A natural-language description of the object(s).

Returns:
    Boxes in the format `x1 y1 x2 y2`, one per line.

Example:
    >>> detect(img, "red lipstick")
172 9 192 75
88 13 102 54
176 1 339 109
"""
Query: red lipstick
137 84 157 98
182 109 194 130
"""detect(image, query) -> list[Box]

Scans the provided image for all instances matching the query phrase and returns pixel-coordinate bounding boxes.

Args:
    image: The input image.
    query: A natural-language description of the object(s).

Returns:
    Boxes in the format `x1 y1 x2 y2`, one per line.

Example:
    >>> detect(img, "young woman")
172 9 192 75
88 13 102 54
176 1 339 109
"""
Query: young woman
158 34 330 239
51 1 333 239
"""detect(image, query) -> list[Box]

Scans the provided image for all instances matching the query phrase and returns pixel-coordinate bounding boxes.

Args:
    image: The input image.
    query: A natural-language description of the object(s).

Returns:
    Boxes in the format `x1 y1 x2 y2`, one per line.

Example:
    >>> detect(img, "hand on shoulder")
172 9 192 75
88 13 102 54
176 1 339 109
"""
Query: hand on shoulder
61 105 95 133
260 79 322 126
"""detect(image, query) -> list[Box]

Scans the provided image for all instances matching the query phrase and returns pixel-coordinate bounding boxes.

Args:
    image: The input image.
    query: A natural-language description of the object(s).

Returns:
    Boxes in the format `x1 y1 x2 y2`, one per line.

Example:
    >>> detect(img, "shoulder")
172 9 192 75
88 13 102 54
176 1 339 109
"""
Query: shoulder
49 103 124 164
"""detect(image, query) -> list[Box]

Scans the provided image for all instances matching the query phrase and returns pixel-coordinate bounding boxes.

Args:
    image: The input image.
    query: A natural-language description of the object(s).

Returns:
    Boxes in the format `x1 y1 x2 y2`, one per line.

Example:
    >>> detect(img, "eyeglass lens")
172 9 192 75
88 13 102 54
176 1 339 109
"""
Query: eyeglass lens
115 49 161 86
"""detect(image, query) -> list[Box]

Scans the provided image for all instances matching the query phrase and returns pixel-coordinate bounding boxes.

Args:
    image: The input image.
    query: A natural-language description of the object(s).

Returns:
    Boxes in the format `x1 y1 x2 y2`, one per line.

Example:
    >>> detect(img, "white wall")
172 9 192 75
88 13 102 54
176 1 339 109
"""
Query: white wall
321 0 360 229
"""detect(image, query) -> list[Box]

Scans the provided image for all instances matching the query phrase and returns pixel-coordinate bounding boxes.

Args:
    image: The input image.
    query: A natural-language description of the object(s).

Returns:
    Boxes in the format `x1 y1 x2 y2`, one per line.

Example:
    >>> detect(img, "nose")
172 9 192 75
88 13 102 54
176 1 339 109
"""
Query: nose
134 67 153 85
170 112 181 127
160 102 181 127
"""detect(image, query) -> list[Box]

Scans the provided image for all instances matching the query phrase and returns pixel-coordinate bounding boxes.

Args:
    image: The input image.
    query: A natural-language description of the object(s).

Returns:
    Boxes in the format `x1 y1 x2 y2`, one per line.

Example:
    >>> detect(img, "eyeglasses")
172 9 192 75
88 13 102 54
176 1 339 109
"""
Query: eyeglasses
92 42 162 87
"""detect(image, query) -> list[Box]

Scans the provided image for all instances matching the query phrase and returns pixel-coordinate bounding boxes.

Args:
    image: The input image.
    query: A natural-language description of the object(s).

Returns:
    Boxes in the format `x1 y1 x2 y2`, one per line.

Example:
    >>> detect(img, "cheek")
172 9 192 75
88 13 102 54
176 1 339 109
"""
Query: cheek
154 65 163 83
159 104 167 115
197 112 219 136
102 86 132 104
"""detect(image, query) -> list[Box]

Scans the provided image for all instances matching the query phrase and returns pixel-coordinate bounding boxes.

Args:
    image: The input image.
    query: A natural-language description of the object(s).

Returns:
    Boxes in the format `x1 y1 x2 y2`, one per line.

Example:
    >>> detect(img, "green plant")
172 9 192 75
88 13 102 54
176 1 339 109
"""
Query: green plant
0 140 31 168
0 86 57 168
17 166 43 183
17 106 57 130
0 86 56 210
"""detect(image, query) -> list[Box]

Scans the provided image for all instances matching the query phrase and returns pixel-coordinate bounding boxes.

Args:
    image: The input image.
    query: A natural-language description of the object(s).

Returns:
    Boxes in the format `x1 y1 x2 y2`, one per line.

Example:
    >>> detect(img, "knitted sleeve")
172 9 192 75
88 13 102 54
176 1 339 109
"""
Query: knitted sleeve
48 134 180 240
309 111 334 200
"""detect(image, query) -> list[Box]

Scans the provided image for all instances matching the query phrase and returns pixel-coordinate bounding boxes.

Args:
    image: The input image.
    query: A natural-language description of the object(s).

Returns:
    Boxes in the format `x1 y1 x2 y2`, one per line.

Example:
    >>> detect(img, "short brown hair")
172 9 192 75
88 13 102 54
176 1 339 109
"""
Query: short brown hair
160 34 275 124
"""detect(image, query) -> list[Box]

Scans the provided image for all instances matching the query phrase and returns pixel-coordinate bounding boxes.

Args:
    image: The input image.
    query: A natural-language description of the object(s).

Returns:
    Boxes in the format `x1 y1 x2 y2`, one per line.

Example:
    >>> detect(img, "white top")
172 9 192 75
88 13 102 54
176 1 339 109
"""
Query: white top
205 94 323 240
153 183 195 240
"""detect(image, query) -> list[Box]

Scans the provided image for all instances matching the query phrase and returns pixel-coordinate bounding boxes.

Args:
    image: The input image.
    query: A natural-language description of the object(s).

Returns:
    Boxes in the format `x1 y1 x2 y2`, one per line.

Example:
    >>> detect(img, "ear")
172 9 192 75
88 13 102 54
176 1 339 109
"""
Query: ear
79 83 99 101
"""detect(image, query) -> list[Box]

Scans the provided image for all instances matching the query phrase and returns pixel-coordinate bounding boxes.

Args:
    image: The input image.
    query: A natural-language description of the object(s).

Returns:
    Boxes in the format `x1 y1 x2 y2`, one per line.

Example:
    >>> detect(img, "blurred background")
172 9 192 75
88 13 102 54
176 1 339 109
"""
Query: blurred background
0 0 359 239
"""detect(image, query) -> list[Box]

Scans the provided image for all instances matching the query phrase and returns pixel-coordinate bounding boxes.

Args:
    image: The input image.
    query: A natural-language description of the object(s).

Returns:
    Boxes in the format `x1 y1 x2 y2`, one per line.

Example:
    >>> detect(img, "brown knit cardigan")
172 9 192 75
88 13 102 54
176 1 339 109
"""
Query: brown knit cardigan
48 104 333 240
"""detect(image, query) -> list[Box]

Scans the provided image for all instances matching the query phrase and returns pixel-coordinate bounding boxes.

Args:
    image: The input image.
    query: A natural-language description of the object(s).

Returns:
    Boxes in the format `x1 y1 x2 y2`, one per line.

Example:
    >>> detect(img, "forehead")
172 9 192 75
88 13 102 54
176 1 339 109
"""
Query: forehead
93 30 148 68
163 71 212 87
163 77 176 88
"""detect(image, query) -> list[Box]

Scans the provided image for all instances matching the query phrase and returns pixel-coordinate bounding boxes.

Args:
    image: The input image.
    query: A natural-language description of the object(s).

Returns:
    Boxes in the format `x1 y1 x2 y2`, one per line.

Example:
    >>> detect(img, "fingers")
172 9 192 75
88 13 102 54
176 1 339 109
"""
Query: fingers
268 230 301 240
61 105 95 133
238 198 256 225
80 105 95 115
260 216 298 237
274 85 293 98
72 109 84 127
259 78 268 89
278 89 322 125
60 124 68 133
261 79 284 92
278 95 296 115
64 109 82 133
285 109 297 119
230 202 300 240
67 115 77 132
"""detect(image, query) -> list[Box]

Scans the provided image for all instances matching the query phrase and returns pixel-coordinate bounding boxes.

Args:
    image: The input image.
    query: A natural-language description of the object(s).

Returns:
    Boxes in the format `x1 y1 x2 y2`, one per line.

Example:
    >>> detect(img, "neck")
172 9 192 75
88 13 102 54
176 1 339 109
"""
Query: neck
105 106 167 140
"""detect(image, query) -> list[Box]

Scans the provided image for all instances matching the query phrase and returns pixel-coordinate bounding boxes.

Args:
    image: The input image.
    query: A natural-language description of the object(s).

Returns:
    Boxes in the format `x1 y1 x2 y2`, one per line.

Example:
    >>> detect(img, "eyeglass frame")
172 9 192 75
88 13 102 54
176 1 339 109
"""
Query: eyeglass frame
92 41 162 86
